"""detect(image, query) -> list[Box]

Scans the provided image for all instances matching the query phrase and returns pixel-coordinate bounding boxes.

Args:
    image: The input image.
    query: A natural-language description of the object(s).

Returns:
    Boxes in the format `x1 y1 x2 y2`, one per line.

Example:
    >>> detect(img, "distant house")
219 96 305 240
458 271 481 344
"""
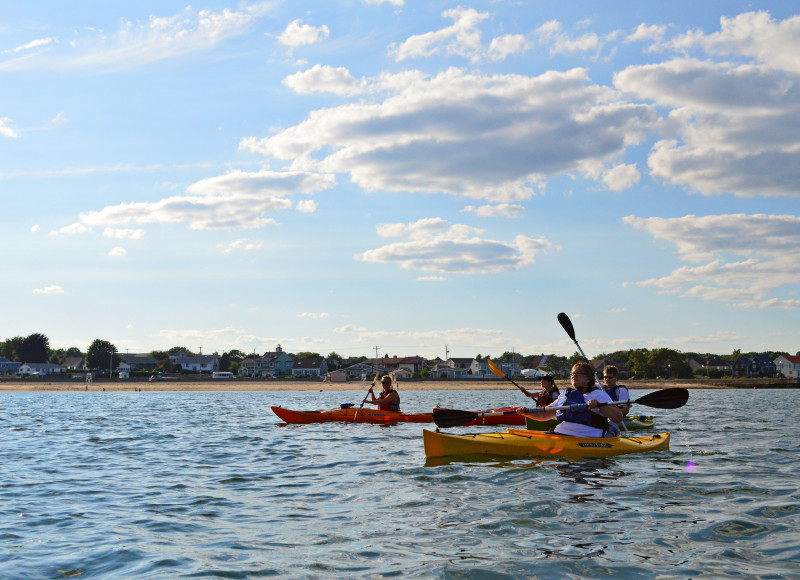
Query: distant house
63 357 89 371
733 355 777 378
494 358 522 377
239 345 293 378
429 357 472 379
470 357 494 378
19 362 64 376
169 352 220 374
292 357 329 377
0 357 22 375
364 356 427 376
324 369 349 383
119 353 158 372
774 355 800 379
689 356 732 376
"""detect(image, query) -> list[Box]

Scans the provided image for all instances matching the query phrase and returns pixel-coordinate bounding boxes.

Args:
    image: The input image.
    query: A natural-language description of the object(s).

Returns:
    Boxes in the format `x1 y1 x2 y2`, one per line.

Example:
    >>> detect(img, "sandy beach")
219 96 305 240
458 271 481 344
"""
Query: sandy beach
0 377 742 392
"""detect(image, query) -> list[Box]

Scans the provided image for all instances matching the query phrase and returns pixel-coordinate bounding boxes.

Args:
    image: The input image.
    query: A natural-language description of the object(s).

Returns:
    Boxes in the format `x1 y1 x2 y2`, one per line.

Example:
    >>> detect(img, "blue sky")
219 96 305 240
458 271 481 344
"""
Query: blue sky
2 1 799 360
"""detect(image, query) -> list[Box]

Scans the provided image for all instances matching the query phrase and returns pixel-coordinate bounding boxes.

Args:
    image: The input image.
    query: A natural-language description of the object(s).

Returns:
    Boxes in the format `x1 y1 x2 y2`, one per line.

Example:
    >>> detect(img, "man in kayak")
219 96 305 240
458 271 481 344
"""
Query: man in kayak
364 375 400 411
534 375 560 407
520 362 622 437
602 365 630 417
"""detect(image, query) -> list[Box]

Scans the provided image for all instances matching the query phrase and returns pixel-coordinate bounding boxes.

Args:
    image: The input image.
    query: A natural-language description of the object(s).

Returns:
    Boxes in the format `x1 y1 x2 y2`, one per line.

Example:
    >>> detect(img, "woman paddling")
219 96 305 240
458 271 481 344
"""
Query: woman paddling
364 375 400 411
520 362 622 437
534 375 560 407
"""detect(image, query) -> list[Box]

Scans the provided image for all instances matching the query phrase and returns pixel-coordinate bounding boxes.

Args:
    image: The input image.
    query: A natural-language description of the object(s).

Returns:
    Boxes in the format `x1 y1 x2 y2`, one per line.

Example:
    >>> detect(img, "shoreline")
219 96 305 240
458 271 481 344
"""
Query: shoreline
0 377 794 392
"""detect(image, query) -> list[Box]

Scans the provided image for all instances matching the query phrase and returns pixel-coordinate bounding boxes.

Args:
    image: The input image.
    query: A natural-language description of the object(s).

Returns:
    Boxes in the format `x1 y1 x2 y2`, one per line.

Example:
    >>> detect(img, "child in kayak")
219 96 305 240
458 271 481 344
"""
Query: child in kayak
520 362 622 437
364 375 400 411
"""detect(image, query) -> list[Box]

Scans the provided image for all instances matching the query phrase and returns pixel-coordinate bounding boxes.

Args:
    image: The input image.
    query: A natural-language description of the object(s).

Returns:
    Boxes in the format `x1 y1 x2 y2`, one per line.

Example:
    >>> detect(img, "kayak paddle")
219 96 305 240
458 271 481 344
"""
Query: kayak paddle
432 387 689 428
558 311 604 383
486 357 534 398
354 371 380 422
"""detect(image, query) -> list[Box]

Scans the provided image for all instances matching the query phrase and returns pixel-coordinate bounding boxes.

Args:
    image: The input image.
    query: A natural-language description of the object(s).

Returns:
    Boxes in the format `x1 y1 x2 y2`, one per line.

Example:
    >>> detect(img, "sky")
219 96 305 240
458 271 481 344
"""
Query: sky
2 1 799 361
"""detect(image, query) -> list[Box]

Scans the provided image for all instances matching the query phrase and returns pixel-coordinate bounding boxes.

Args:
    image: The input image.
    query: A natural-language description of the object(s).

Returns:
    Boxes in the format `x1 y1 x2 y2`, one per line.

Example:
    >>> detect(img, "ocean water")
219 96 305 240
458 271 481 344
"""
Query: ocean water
1 388 798 579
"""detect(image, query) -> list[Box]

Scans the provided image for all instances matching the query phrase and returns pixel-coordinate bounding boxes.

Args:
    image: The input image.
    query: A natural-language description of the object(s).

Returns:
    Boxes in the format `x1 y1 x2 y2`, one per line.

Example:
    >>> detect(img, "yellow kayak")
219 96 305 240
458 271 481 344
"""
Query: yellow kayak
423 427 670 459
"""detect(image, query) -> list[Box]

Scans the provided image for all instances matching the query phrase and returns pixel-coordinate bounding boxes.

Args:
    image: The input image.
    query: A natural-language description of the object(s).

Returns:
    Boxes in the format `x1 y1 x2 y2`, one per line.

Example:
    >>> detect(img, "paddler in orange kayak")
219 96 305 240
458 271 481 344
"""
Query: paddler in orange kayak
364 375 401 411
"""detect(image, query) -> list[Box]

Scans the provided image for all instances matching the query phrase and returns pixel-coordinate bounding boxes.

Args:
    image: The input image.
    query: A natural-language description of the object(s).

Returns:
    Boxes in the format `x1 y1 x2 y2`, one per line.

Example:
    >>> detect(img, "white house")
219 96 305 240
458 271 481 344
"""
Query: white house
774 355 800 379
19 362 65 376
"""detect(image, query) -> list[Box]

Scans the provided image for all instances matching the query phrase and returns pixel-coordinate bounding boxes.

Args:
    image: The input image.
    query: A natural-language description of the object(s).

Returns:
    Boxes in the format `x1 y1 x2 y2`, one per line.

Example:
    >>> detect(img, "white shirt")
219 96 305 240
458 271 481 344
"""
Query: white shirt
552 387 614 437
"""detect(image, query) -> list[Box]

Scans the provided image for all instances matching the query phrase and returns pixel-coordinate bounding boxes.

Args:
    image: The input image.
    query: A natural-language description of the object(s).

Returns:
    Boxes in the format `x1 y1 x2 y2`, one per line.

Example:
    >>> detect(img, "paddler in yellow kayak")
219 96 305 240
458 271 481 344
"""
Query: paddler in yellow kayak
602 365 630 417
364 375 401 411
519 362 623 437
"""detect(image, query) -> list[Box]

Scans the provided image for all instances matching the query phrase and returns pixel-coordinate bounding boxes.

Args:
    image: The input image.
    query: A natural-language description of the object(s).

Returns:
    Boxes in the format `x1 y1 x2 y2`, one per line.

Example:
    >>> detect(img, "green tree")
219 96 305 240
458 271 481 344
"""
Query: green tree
19 333 50 363
292 351 321 360
87 339 118 373
227 350 246 362
1 336 25 361
327 352 343 370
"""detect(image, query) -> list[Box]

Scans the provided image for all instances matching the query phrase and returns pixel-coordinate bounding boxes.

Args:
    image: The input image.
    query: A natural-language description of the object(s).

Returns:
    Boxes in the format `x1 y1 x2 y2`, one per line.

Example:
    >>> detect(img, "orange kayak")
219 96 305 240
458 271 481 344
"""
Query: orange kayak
271 405 433 424
436 406 527 427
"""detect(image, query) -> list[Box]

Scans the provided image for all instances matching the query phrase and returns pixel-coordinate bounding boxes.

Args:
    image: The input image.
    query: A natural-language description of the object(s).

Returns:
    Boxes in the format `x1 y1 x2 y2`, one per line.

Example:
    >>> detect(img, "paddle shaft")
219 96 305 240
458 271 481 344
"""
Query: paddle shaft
486 358 534 398
354 372 380 421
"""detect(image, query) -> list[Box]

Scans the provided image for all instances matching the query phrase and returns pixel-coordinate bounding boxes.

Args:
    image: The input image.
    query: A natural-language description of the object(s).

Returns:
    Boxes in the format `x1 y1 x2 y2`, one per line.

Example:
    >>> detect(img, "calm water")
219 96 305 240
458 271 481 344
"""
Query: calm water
1 388 798 579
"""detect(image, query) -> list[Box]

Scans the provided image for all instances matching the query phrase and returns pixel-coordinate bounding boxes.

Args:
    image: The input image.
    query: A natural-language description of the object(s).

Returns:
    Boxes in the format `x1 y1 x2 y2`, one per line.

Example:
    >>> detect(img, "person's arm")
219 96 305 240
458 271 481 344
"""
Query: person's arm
618 387 631 415
587 397 624 423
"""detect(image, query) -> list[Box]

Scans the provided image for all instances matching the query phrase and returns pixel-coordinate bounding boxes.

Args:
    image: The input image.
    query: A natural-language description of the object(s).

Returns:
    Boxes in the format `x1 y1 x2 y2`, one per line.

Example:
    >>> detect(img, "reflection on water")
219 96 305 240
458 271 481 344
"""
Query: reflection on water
0 388 799 578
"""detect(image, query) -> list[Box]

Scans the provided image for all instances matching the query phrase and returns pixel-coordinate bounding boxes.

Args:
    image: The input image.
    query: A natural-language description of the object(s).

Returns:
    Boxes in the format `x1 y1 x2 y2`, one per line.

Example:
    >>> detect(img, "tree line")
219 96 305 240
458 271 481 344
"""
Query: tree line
2 333 793 379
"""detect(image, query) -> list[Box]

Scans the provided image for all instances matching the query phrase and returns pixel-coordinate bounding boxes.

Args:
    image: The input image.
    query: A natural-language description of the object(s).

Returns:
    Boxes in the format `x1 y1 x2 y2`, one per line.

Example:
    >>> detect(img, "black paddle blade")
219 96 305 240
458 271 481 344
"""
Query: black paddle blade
634 387 689 409
557 312 576 341
432 408 479 428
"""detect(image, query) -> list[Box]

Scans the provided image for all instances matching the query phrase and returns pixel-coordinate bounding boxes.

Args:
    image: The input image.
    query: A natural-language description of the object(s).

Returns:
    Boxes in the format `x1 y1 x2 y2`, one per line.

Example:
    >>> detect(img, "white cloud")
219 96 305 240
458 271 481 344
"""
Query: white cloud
389 7 489 62
626 23 666 44
355 217 555 274
33 285 64 294
299 312 330 319
60 169 334 233
283 64 363 96
488 34 530 61
665 11 800 74
616 57 800 198
278 19 330 48
364 0 403 5
533 19 619 58
5 37 56 54
417 276 445 282
462 203 525 218
103 227 145 240
624 213 800 309
613 12 800 199
332 323 507 350
219 239 263 253
108 246 126 257
296 199 317 213
0 3 271 72
0 117 18 138
30 224 40 233
602 163 640 190
50 223 91 236
242 67 659 201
